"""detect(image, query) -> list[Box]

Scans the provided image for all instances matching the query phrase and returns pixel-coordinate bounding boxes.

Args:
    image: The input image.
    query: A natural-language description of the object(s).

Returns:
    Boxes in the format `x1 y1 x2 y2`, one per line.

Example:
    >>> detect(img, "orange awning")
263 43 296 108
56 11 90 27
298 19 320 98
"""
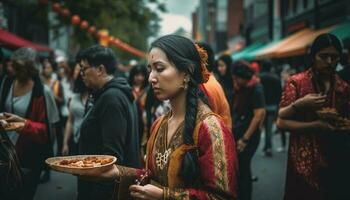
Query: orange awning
255 28 312 59
275 26 334 58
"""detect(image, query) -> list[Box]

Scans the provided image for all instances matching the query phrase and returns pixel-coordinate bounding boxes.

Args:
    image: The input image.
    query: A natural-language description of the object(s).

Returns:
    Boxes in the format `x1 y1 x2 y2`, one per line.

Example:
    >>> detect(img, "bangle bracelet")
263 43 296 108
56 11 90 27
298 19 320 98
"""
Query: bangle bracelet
163 187 169 200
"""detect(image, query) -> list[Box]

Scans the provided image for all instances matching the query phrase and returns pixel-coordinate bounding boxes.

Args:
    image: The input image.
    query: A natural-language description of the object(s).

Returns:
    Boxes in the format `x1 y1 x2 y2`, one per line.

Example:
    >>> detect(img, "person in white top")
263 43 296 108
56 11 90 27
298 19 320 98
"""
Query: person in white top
62 58 89 155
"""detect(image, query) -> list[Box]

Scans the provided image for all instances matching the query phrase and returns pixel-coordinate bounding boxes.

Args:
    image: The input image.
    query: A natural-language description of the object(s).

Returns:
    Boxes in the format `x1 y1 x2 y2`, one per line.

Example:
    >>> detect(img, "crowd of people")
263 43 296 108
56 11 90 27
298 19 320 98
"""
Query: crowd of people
0 33 349 200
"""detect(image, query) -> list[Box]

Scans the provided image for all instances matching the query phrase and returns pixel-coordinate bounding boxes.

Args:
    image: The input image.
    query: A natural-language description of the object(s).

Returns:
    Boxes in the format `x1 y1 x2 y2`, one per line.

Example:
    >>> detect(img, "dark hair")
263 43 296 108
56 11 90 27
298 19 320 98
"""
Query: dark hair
151 35 208 181
196 42 215 72
75 50 85 63
73 73 88 93
232 60 254 80
217 54 233 88
308 33 343 66
73 51 88 93
260 60 273 72
80 45 117 75
128 64 149 89
42 58 57 72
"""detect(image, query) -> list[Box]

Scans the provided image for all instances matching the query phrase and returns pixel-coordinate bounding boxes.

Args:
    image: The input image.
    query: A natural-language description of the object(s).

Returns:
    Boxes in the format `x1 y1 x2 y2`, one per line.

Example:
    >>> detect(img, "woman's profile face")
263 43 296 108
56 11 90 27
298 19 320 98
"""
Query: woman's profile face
217 59 227 76
148 47 186 101
313 46 340 75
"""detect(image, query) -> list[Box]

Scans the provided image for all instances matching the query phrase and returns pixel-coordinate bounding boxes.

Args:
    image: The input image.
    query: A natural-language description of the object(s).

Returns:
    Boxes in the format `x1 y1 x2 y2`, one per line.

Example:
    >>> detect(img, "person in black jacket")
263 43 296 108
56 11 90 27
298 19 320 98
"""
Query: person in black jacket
78 45 141 200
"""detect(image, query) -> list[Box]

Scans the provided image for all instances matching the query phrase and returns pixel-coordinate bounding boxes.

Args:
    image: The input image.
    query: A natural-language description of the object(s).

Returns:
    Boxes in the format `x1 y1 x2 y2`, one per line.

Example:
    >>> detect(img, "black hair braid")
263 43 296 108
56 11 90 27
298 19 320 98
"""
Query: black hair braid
180 81 209 183
183 82 198 144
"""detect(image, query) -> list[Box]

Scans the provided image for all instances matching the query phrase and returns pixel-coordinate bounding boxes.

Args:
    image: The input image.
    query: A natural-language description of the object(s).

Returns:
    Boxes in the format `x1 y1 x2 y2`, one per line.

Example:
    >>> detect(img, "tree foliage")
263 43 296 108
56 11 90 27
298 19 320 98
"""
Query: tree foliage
7 0 164 61
60 0 164 61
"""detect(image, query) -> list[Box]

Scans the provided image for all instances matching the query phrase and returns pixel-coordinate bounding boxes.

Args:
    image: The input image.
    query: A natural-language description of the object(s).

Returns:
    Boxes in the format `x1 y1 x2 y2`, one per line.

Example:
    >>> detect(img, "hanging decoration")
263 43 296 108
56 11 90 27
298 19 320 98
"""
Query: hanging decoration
40 1 146 58
88 26 97 34
80 20 89 29
52 3 60 12
71 15 81 25
60 8 71 18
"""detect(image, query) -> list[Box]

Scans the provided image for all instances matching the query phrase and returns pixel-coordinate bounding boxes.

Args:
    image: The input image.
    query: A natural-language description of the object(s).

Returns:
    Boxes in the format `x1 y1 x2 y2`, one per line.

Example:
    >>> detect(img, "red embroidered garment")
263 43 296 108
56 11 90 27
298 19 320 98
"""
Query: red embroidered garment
280 69 350 200
116 103 238 199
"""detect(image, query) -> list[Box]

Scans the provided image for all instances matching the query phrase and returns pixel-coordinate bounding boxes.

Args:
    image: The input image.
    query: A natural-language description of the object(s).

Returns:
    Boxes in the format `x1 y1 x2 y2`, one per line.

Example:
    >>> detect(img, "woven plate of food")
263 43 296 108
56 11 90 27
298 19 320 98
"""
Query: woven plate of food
46 155 117 175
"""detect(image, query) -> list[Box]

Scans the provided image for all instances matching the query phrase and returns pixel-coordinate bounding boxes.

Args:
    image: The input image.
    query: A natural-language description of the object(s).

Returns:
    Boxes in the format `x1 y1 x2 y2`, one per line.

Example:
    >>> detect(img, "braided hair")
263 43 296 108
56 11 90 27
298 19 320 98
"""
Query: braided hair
151 35 209 181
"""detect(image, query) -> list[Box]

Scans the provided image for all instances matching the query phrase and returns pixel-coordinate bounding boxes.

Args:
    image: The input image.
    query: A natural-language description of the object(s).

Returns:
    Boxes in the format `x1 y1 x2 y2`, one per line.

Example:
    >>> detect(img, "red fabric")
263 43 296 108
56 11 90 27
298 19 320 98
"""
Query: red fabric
147 111 238 199
221 120 237 193
192 116 238 199
15 96 49 161
280 69 350 200
0 29 52 52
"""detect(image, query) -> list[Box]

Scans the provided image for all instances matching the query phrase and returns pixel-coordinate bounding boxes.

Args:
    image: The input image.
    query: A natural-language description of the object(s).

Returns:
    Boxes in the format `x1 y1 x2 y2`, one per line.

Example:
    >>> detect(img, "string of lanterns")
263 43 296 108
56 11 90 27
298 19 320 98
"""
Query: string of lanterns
42 0 146 58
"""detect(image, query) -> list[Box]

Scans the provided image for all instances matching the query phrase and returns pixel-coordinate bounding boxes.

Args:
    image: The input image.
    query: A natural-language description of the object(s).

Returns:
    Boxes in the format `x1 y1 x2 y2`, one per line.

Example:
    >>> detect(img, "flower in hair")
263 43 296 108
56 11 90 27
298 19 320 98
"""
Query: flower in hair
194 44 210 83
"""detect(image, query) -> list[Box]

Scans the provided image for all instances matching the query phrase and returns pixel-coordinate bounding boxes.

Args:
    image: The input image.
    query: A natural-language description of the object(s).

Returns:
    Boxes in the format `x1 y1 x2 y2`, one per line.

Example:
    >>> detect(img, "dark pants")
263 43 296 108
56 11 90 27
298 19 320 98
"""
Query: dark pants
21 168 41 200
263 105 277 151
69 140 79 155
238 131 260 200
279 130 287 148
56 116 67 156
77 178 115 200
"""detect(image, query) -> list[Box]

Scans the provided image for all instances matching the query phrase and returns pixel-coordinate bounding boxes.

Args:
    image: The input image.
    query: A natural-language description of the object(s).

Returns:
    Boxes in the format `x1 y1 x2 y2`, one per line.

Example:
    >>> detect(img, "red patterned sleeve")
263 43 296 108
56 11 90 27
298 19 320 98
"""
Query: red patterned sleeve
18 96 48 143
116 166 144 199
166 115 238 200
280 78 298 108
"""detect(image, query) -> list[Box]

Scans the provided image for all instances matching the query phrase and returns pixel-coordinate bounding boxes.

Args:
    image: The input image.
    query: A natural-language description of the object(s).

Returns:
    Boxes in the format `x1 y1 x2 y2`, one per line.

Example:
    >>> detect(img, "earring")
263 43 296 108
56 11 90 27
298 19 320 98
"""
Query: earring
184 84 188 90
183 78 189 89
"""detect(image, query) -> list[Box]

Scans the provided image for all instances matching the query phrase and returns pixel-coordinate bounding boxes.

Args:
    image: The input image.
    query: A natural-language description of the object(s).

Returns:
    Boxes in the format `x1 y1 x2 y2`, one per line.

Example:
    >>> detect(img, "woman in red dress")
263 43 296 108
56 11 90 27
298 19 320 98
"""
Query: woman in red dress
277 33 350 200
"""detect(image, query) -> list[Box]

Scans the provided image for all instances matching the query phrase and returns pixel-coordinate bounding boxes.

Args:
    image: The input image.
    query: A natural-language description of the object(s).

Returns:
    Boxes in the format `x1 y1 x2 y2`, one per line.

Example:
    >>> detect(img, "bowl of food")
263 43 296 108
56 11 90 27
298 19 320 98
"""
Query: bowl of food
46 155 117 175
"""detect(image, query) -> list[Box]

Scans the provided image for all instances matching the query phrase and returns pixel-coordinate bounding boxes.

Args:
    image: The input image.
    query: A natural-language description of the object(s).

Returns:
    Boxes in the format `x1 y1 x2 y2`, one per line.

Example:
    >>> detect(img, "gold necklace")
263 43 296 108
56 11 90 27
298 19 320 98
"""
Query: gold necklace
156 118 173 170
156 148 171 170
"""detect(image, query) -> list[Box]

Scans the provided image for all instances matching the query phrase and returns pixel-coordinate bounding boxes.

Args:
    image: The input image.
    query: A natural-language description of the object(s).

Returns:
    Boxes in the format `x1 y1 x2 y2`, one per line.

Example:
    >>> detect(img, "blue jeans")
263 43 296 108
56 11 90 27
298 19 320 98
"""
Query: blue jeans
263 105 278 151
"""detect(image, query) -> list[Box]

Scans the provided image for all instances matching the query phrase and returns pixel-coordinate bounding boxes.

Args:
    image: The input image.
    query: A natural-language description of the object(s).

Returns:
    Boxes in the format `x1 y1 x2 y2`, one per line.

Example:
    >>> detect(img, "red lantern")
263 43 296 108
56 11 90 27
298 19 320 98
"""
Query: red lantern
71 15 81 25
80 20 89 29
52 3 60 12
60 8 70 17
88 26 96 34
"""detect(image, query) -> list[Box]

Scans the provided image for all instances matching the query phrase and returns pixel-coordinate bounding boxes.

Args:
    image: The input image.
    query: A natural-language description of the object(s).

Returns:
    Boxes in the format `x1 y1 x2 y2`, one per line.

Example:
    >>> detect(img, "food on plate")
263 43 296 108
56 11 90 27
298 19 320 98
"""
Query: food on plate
334 117 350 128
317 107 339 120
56 156 114 168
0 121 24 131
317 107 350 129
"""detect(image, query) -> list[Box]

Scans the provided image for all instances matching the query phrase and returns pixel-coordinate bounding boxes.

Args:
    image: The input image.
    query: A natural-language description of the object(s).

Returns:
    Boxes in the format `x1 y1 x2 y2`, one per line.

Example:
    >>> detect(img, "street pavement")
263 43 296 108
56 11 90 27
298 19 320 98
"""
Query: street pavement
252 133 288 200
35 133 288 200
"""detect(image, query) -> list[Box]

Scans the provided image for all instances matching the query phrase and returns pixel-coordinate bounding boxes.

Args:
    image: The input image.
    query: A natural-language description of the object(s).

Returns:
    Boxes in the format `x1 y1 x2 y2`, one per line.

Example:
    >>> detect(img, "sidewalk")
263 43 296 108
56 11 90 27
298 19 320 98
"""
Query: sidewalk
35 171 77 200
